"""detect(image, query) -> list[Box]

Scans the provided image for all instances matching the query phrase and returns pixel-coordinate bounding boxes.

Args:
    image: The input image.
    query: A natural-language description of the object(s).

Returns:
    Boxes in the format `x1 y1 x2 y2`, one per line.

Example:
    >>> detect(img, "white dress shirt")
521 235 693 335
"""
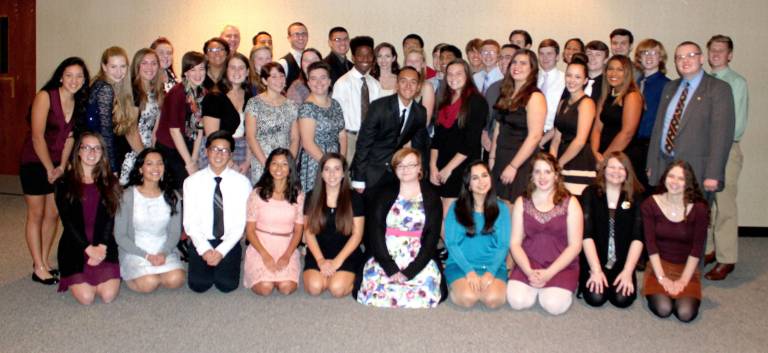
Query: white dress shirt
473 67 503 95
183 166 252 257
537 67 565 132
332 69 382 131
278 49 303 77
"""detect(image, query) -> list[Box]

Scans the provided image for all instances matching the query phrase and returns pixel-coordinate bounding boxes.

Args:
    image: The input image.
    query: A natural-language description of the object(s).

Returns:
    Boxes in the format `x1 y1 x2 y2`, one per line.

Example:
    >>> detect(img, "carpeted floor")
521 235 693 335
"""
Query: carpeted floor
0 175 766 352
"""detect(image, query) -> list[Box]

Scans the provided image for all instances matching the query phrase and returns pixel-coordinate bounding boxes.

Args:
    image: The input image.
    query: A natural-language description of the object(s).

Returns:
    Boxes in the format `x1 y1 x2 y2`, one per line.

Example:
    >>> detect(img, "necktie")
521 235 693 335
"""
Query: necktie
360 77 370 123
585 78 595 97
213 176 224 239
399 108 407 133
606 212 617 270
664 82 690 155
639 77 647 93
482 73 490 94
539 71 548 93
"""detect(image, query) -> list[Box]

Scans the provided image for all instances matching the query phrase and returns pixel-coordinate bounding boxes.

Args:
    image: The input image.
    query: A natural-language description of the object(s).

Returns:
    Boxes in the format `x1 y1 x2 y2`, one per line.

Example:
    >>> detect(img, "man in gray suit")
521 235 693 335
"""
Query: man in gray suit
647 41 735 195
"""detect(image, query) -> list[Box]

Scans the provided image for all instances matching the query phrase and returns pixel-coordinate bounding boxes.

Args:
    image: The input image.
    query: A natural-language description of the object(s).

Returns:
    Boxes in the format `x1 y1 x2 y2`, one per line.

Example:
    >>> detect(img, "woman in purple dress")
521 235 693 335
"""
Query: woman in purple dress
507 152 583 315
54 132 122 304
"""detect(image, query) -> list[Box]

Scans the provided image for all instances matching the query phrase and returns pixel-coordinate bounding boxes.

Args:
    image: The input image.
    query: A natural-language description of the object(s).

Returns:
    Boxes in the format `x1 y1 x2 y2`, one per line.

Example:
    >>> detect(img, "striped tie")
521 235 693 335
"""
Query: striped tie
213 176 224 239
664 82 690 155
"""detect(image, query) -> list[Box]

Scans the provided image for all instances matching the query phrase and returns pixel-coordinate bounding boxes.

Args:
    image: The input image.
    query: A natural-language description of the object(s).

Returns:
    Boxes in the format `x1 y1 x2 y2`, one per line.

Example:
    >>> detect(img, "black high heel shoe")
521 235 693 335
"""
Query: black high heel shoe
32 272 59 285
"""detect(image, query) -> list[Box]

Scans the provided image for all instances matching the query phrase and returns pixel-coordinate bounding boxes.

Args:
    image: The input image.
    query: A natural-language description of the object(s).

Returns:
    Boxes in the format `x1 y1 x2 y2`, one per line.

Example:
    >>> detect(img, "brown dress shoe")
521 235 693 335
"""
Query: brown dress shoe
705 263 735 281
704 252 716 265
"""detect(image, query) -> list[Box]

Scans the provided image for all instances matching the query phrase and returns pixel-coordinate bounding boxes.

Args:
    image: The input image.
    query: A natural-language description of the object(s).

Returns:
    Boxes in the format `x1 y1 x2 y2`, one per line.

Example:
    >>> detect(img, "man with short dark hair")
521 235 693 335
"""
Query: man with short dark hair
252 31 272 47
403 33 436 79
278 22 308 88
537 39 565 142
704 34 749 281
509 29 532 49
647 41 735 199
324 26 353 86
184 130 251 293
351 67 427 192
609 28 634 56
333 36 381 164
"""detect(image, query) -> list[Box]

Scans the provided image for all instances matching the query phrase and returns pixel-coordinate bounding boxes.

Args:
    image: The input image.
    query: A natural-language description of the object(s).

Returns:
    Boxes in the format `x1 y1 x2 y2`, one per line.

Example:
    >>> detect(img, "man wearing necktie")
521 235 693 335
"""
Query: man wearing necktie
351 67 428 193
646 41 735 203
183 131 252 293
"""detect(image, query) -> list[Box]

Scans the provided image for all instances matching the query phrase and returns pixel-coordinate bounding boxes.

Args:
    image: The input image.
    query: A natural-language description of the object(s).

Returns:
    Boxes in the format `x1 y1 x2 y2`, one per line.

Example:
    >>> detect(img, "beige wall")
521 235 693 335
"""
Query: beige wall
37 0 768 225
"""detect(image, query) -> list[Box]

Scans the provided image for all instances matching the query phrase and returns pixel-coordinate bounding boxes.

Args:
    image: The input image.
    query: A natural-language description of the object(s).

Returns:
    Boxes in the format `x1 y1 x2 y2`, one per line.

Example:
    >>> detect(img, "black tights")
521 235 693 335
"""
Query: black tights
646 294 700 323
584 286 636 308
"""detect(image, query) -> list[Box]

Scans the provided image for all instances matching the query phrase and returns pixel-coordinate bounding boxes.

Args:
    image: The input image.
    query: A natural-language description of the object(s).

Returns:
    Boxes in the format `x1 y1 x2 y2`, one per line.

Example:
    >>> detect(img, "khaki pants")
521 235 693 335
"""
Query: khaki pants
346 131 358 166
707 143 742 263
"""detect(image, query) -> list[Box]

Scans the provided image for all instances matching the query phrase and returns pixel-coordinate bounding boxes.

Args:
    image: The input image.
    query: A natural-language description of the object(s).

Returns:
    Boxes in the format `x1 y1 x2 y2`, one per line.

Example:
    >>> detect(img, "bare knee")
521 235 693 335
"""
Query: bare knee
98 280 121 303
73 290 96 305
303 273 326 296
161 270 186 289
328 281 352 298
277 281 297 295
128 276 161 293
251 282 275 296
481 289 507 309
451 288 479 308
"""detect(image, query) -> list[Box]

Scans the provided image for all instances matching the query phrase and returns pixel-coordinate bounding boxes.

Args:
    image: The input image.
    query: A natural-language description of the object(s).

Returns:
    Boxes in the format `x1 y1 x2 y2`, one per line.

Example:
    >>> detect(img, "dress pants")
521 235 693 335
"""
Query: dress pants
707 143 742 263
346 131 358 166
188 238 242 293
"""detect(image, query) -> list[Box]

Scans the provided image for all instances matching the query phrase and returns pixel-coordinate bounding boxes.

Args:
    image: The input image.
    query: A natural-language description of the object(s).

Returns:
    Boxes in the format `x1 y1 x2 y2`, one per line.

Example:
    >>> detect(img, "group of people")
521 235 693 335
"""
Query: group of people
19 23 748 324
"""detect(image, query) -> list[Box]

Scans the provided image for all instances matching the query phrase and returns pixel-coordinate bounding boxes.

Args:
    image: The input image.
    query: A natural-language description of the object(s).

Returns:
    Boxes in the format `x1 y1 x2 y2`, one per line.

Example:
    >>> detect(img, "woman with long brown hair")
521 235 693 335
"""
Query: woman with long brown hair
303 153 364 297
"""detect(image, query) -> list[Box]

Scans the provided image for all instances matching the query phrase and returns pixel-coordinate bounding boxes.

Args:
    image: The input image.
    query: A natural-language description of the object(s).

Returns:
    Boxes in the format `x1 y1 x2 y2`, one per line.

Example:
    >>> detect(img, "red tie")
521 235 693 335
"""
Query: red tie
664 82 689 154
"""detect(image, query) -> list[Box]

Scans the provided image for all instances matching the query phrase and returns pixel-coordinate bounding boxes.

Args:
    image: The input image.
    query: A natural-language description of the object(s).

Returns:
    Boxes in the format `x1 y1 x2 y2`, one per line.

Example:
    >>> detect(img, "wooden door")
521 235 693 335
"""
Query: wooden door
0 0 35 174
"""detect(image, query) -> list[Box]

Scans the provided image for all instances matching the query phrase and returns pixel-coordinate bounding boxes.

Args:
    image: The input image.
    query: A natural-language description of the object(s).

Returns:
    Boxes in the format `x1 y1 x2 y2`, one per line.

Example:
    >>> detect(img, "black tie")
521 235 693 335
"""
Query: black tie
399 108 407 132
213 176 224 239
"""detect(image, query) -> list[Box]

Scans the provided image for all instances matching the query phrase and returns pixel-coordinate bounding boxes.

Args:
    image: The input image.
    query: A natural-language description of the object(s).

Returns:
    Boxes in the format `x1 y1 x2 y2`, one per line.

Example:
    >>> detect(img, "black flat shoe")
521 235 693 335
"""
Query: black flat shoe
48 268 59 277
32 272 59 285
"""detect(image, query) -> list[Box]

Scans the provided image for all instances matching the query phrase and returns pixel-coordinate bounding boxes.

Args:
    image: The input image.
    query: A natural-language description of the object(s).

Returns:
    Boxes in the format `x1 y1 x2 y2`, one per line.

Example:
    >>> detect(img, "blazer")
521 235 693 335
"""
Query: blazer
114 186 182 258
323 52 353 86
351 94 428 190
363 180 444 278
54 179 118 278
646 72 735 190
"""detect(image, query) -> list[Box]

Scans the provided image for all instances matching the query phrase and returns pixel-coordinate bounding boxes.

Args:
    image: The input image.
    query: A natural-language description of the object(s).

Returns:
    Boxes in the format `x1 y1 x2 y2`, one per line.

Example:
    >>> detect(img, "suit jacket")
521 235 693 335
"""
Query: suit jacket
54 179 119 278
351 94 428 190
646 72 735 190
324 52 353 86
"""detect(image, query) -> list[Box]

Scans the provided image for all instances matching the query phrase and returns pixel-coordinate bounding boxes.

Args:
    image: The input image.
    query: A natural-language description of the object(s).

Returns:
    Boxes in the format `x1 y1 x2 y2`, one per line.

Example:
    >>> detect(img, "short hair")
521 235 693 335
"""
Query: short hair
206 130 235 152
480 39 501 51
350 36 375 55
328 26 348 39
465 38 483 54
707 34 734 51
508 30 532 46
203 37 230 57
432 43 448 55
501 43 520 51
307 60 332 77
251 31 271 45
181 51 206 76
538 38 560 55
220 25 240 36
399 65 421 81
634 38 668 74
610 28 634 44
677 41 702 53
440 45 462 59
260 61 285 81
391 147 422 171
585 40 610 55
287 22 307 35
402 33 424 48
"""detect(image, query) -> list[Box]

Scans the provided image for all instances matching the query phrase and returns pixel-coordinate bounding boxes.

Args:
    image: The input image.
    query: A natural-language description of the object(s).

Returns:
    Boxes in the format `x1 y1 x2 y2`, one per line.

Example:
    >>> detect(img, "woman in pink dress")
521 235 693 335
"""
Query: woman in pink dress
243 148 305 295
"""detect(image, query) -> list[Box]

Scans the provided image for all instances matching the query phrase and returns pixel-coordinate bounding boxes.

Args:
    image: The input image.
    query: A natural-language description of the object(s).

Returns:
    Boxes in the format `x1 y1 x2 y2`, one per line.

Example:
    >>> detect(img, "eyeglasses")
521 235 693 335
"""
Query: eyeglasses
80 145 102 153
481 50 498 56
640 50 659 57
290 32 308 38
331 37 349 42
207 47 226 54
674 52 701 61
396 163 420 171
209 146 231 155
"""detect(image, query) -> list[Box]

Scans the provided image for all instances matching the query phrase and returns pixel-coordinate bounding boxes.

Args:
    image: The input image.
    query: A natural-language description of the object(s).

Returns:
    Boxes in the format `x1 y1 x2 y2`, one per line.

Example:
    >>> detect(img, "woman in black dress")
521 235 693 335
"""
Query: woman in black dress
303 153 364 298
549 58 596 195
430 59 487 212
490 49 546 202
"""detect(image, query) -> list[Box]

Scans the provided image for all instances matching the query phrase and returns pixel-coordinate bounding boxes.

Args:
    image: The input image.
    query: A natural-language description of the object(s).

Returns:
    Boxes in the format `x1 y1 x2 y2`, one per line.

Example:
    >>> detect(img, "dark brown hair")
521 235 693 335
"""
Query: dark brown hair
654 160 706 222
455 161 499 235
523 152 570 205
62 132 122 216
598 55 641 109
437 59 480 129
495 49 539 111
306 153 354 236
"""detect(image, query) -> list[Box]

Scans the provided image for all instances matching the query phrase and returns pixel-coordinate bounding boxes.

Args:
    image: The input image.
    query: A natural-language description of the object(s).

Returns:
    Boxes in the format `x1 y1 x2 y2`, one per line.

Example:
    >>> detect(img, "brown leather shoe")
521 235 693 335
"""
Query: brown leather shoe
704 252 716 265
705 263 735 281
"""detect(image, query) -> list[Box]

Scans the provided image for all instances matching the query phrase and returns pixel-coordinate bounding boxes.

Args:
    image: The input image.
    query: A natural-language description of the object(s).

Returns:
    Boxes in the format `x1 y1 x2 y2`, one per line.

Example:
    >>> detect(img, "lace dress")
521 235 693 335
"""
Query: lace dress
244 96 298 184
298 100 344 192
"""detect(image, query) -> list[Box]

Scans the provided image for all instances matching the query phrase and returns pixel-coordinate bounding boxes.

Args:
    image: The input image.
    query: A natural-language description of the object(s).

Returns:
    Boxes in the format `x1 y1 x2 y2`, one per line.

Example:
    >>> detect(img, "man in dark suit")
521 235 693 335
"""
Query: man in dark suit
647 41 735 195
324 26 353 86
351 66 427 192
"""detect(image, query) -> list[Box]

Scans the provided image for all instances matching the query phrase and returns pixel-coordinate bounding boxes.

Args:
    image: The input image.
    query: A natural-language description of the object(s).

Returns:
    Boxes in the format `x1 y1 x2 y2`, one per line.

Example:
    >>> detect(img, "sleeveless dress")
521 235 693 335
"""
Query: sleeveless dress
118 188 184 280
492 106 536 202
244 96 298 184
357 194 442 308
508 197 579 292
298 100 345 192
554 96 596 195
303 191 365 273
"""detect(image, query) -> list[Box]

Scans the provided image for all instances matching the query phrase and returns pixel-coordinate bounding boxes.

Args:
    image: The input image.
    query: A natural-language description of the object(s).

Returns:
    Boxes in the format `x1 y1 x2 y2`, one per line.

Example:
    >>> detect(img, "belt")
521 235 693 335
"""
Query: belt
346 129 358 135
255 227 292 237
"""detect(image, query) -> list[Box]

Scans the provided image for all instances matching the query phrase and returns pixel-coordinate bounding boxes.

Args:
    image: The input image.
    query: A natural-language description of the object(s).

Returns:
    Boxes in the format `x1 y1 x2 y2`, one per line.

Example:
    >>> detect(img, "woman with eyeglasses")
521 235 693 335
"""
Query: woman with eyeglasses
356 148 445 308
202 38 230 91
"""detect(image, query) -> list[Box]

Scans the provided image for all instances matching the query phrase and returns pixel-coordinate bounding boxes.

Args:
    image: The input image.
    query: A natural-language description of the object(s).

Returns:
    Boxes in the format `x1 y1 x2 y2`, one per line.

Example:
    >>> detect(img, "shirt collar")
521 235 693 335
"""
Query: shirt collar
398 96 412 114
711 66 731 78
683 69 705 87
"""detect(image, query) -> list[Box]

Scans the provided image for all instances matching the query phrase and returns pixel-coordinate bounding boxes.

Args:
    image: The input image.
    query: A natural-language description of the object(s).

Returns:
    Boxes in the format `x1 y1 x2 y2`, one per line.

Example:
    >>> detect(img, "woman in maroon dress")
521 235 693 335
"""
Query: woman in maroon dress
641 160 707 322
55 132 122 304
507 152 583 315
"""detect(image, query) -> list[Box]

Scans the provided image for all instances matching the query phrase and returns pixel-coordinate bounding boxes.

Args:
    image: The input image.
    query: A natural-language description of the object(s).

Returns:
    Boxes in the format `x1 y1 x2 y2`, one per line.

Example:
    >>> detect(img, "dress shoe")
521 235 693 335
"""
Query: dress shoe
705 263 735 281
48 268 60 277
704 252 716 265
32 272 59 285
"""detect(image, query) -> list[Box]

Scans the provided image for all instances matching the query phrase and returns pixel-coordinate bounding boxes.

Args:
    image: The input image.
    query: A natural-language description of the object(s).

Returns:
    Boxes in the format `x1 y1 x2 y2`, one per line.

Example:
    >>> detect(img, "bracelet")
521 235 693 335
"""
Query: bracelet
508 164 518 170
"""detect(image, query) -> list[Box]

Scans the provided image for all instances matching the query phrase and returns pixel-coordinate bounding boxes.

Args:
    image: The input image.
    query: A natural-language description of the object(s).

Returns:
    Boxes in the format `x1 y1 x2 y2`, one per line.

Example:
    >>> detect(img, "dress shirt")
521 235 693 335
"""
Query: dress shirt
472 67 503 94
398 96 413 133
537 67 565 132
332 69 382 131
660 70 704 155
278 49 303 76
712 67 749 141
636 71 670 139
183 166 252 257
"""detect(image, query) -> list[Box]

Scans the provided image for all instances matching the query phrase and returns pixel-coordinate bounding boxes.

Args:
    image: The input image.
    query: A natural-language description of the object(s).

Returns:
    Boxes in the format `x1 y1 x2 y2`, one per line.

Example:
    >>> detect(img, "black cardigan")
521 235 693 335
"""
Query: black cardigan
579 185 644 279
363 181 443 279
54 180 119 278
